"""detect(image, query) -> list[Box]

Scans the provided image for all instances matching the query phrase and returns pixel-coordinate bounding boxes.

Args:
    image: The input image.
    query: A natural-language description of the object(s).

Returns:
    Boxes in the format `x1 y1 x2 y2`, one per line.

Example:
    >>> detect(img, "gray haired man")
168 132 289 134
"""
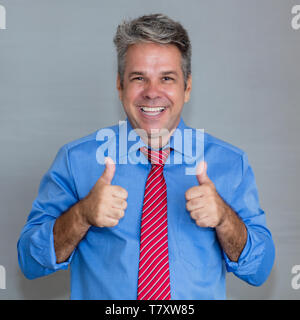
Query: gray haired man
18 14 275 300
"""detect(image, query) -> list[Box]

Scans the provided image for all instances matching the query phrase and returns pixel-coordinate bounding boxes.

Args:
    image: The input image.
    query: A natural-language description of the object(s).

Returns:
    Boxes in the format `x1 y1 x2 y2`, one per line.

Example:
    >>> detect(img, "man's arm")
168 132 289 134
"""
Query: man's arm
185 161 247 262
215 205 247 262
185 156 275 286
17 143 127 278
17 146 79 279
53 157 128 263
53 201 90 264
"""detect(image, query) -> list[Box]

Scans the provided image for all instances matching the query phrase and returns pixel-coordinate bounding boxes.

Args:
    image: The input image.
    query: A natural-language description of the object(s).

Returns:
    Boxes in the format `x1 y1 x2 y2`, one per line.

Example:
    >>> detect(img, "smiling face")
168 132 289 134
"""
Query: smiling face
117 42 192 147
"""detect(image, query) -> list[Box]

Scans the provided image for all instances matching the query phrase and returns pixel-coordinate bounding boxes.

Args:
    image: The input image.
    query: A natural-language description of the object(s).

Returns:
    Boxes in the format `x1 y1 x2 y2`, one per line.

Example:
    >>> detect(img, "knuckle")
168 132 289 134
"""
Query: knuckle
114 186 128 199
186 186 197 200
111 219 119 227
119 210 125 218
195 219 203 227
95 215 104 227
123 188 128 199
119 200 127 210
190 198 199 208
185 190 190 200
185 201 191 211
190 210 198 220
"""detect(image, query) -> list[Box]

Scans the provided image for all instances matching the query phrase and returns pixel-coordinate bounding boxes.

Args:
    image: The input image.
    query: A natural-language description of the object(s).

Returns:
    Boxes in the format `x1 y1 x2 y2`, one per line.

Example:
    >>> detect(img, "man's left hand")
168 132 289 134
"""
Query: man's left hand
185 161 229 228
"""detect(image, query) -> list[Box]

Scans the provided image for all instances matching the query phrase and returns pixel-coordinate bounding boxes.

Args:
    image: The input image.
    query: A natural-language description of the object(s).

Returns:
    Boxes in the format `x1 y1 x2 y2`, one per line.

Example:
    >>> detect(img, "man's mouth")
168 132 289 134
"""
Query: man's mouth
138 106 167 116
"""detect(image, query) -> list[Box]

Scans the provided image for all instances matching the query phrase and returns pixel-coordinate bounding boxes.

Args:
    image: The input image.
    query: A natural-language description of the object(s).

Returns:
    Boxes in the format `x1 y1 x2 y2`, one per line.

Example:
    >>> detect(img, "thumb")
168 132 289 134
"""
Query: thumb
196 161 210 185
99 157 116 185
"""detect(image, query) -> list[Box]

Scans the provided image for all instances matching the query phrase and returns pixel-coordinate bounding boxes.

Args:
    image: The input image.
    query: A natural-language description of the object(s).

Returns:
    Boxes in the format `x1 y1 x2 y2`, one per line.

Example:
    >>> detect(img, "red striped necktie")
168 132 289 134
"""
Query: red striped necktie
137 147 171 300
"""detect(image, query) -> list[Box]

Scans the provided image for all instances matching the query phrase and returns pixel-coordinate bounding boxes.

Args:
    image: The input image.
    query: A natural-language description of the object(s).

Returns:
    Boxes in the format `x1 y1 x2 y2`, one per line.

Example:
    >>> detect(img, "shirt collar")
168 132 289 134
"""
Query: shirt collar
118 117 200 162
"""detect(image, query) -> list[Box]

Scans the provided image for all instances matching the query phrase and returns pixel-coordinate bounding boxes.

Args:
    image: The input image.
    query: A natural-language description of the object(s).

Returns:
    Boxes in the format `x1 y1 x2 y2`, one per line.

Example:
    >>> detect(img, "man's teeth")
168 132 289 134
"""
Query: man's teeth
140 106 166 112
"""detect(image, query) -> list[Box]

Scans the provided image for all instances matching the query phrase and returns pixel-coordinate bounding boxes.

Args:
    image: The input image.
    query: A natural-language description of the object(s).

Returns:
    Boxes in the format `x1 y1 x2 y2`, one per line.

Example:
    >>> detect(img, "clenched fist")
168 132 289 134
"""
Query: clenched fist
79 157 128 228
185 161 228 228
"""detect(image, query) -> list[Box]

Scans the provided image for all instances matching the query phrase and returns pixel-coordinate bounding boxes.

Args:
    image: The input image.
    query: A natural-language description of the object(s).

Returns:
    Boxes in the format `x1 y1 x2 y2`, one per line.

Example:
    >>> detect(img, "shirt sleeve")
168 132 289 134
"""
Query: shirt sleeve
223 152 275 286
17 145 79 279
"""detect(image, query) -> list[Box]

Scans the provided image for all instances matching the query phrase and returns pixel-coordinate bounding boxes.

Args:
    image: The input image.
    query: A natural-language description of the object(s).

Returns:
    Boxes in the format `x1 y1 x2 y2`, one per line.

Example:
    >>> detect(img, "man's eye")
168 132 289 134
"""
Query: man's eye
162 77 174 81
132 77 144 81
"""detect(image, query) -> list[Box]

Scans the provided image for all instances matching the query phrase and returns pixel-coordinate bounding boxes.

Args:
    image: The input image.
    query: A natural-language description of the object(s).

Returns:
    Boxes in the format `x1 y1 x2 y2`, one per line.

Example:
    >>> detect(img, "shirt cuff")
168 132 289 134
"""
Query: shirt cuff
29 219 74 271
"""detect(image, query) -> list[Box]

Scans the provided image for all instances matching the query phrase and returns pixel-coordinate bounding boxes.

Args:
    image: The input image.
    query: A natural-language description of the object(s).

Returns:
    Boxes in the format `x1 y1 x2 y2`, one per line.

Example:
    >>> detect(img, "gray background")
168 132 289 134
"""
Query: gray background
0 0 299 299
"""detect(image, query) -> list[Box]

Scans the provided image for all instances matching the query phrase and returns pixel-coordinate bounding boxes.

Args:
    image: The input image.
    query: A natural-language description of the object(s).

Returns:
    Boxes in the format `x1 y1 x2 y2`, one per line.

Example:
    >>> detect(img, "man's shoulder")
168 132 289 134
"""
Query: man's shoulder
182 120 245 159
204 131 245 158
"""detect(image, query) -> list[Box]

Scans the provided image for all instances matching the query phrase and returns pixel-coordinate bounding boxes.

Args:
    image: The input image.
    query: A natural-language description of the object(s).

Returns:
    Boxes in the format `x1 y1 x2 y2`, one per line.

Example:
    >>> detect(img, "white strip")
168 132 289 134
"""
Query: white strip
150 152 167 165
138 246 168 279
140 225 168 254
146 168 162 186
147 165 161 182
141 216 167 241
138 259 169 289
161 149 170 157
142 203 167 232
143 183 165 208
144 173 164 199
139 239 168 270
140 233 167 262
143 186 166 213
141 213 166 237
142 199 167 225
139 269 169 300
157 285 170 300
148 275 170 300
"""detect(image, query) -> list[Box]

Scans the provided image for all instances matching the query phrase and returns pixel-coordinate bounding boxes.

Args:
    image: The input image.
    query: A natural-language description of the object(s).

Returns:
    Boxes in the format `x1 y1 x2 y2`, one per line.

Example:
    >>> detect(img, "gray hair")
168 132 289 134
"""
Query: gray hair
113 13 191 89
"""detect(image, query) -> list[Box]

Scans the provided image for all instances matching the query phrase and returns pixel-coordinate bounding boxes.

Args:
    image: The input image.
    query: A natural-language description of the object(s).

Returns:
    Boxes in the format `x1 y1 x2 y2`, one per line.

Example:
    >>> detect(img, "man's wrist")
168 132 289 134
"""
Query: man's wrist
75 199 91 230
216 202 232 230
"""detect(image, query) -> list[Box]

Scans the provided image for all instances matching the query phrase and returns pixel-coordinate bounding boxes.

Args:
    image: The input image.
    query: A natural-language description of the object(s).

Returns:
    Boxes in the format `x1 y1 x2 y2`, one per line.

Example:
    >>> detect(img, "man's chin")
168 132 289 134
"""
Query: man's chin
134 125 173 148
136 125 170 137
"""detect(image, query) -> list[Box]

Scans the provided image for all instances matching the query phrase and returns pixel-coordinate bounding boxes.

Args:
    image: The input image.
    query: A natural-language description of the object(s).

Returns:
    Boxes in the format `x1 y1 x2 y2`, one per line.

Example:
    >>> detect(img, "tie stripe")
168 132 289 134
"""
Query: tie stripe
137 147 171 300
141 217 167 244
138 239 168 272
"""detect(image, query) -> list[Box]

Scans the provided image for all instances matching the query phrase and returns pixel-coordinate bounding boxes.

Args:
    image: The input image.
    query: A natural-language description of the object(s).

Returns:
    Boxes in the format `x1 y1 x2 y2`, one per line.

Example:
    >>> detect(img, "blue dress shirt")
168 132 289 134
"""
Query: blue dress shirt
17 118 275 299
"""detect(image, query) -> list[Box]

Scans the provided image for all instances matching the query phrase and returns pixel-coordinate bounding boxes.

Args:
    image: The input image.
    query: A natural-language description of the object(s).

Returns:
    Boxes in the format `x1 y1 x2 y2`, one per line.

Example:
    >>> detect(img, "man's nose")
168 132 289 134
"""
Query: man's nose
142 81 161 100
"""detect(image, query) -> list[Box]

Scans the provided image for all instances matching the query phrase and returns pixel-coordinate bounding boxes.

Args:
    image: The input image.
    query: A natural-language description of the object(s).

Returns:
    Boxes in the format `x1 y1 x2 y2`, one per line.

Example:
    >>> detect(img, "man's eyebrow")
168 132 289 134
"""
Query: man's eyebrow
128 71 179 77
128 71 144 77
161 71 178 76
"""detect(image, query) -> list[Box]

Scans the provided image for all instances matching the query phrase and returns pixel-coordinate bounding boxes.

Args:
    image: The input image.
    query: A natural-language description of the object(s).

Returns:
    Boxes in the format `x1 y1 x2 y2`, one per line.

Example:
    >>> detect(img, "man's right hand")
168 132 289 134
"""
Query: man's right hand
79 157 128 228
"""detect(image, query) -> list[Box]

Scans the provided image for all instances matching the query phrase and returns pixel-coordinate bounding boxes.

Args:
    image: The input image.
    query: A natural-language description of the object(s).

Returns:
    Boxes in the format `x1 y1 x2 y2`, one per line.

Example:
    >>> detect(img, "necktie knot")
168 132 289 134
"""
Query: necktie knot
140 147 170 166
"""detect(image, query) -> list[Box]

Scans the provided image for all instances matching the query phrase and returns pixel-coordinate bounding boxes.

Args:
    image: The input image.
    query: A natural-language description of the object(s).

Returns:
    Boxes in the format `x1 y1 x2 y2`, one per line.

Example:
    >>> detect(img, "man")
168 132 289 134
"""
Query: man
17 14 275 300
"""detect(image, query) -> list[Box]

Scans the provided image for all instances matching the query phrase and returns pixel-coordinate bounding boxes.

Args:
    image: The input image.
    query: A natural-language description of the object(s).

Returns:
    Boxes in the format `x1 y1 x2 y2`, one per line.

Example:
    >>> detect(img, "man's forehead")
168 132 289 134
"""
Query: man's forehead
124 43 182 73
126 42 181 57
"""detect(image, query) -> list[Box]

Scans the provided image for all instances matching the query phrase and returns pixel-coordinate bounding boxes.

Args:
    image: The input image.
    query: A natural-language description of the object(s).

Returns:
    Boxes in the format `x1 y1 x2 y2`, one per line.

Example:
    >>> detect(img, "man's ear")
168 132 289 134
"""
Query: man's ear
116 74 123 100
184 75 192 103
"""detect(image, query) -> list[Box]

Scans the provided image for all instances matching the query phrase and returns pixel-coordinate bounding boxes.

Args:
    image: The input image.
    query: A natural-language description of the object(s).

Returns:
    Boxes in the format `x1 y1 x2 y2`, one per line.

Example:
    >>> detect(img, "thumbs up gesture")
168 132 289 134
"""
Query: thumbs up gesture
79 157 128 228
185 161 228 228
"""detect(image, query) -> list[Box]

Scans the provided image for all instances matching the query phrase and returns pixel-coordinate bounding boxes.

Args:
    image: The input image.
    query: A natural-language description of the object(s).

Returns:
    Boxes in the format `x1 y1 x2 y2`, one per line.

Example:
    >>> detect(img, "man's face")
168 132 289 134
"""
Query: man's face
117 42 192 144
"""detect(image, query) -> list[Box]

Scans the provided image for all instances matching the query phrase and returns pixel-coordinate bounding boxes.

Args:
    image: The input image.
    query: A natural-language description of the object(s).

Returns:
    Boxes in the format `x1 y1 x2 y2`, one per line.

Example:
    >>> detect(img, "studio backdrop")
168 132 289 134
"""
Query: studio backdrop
0 0 300 299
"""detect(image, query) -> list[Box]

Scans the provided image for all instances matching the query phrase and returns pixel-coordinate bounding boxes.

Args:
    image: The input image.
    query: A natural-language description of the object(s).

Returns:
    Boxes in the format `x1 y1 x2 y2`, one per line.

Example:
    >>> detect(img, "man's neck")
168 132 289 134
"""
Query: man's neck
137 127 175 150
